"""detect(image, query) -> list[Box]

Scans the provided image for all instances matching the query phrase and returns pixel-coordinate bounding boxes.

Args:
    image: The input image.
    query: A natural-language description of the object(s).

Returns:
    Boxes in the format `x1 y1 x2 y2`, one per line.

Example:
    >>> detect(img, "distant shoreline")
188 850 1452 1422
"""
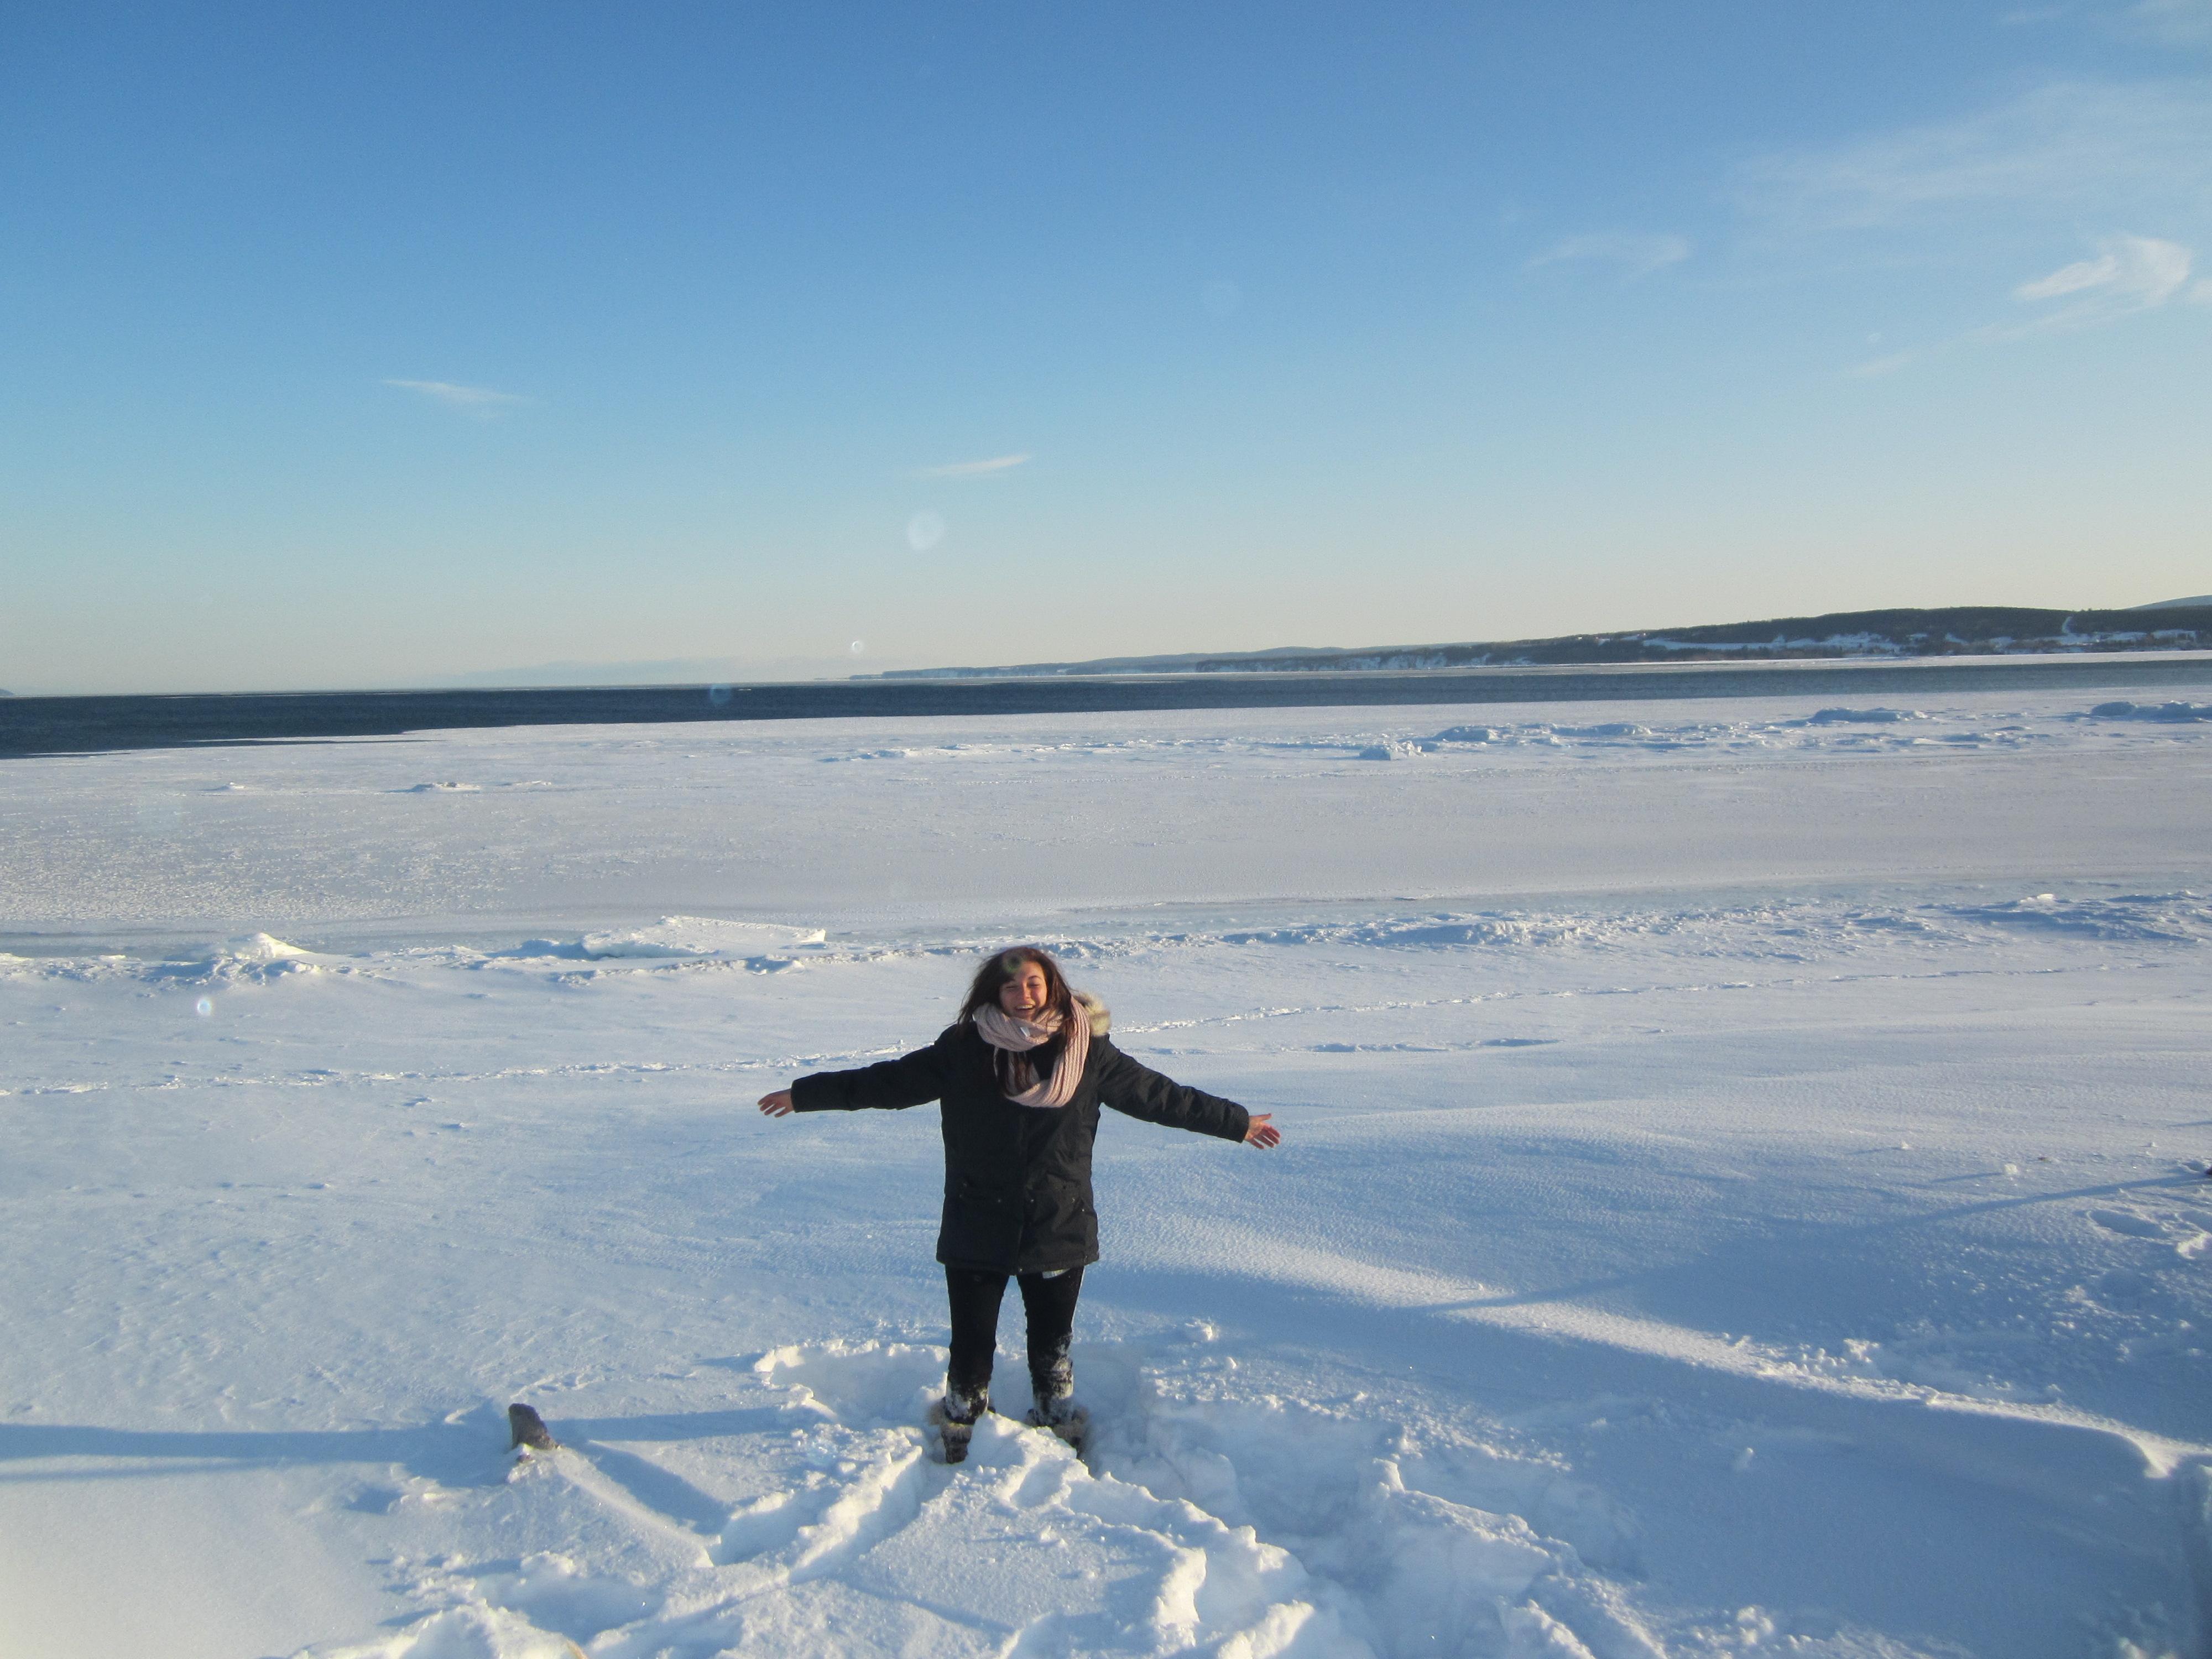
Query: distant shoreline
6 651 2212 761
867 603 2212 680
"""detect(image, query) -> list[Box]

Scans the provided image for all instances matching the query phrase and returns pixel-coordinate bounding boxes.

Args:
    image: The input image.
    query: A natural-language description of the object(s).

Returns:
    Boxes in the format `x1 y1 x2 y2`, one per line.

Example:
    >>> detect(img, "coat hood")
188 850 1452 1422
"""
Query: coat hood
1072 990 1111 1037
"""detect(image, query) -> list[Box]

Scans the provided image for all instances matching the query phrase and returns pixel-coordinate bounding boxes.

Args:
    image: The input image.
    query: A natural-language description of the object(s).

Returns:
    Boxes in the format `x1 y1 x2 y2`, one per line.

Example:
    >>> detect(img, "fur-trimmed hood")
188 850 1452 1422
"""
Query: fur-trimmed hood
1072 990 1111 1037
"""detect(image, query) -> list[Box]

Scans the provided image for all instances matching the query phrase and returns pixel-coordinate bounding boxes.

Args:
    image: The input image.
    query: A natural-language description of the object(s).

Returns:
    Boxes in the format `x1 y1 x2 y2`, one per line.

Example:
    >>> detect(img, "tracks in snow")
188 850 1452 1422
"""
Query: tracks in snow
294 1319 2208 1659
296 1338 1670 1658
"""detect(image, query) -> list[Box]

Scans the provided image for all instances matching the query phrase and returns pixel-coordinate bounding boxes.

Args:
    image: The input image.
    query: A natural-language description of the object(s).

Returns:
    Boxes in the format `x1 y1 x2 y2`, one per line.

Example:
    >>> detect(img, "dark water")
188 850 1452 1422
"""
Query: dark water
6 656 2210 760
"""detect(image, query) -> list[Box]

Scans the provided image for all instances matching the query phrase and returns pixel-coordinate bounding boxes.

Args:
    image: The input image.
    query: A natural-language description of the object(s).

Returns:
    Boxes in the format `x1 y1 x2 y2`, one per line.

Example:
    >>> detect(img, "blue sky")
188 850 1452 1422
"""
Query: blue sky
3 2 2208 692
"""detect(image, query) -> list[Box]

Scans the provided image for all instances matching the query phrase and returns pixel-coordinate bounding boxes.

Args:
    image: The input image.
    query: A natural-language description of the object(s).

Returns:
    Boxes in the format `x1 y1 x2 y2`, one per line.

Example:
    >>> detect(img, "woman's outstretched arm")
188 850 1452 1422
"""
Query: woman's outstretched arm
759 1029 958 1118
1095 1041 1280 1147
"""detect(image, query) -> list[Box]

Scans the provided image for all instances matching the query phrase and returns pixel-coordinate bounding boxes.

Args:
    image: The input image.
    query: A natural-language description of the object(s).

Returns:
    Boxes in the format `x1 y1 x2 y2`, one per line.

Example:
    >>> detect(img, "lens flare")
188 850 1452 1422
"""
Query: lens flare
195 997 213 1017
849 640 865 655
707 684 733 706
906 510 946 552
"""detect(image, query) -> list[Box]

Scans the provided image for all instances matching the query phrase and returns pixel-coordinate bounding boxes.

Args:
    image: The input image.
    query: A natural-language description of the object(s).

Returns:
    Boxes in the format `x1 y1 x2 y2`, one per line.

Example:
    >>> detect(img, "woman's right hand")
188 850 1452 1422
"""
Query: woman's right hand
758 1089 795 1117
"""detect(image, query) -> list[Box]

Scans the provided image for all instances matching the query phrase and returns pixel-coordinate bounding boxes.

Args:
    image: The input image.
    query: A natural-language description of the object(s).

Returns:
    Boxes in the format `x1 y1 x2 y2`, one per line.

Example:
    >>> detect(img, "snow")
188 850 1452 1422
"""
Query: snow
1639 633 1910 655
1804 707 1924 725
2089 701 2212 724
2 686 2209 1658
580 918 829 961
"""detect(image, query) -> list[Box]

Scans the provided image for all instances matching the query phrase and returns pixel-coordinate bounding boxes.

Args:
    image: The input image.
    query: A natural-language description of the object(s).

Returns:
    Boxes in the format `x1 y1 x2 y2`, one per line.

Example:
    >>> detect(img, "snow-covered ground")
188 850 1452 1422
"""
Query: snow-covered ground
3 690 2209 1658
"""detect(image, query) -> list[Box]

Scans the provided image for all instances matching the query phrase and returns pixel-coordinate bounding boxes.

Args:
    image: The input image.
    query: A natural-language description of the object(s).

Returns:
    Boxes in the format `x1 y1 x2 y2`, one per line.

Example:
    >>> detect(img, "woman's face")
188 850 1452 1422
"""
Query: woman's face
998 961 1051 1020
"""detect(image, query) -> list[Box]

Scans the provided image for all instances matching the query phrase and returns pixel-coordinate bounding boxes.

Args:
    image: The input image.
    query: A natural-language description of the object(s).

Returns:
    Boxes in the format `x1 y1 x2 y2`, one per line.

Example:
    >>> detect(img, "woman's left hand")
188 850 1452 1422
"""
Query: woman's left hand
1243 1113 1280 1149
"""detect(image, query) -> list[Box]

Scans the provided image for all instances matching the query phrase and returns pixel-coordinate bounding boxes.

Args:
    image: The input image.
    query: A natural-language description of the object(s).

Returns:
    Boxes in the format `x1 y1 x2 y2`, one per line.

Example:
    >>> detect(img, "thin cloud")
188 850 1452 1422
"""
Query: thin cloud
2126 0 2212 45
1527 232 1691 280
2015 252 2131 300
1846 349 1918 378
2000 2 2212 45
1736 81 2212 234
384 379 530 417
909 453 1032 479
2001 233 2196 333
1865 232 2201 369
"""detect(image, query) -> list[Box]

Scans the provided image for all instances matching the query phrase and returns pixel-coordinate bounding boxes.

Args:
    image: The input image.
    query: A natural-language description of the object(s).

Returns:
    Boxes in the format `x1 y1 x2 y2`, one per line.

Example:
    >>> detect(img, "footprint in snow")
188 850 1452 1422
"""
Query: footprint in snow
2089 1207 2174 1240
2085 1207 2211 1261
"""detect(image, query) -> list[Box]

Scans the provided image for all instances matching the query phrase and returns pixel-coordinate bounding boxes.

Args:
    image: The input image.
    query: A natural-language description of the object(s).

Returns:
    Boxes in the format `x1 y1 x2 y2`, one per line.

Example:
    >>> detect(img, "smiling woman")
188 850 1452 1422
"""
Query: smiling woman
757 943 1279 1460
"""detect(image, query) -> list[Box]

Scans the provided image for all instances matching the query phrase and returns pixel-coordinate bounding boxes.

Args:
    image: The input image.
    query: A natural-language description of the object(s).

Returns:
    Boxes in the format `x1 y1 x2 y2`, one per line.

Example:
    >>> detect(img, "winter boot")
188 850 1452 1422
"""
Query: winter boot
1024 1389 1090 1454
930 1384 989 1464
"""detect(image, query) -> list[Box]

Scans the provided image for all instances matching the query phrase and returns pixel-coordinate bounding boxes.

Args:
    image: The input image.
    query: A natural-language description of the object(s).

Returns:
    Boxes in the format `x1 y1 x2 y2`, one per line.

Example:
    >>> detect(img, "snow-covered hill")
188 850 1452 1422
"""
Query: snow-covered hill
874 606 2212 677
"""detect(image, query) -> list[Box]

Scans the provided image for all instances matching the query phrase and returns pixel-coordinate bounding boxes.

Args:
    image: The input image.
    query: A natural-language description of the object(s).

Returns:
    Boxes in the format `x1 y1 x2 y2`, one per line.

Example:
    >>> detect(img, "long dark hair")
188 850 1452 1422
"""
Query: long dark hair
961 947 1077 1097
959 946 1076 1027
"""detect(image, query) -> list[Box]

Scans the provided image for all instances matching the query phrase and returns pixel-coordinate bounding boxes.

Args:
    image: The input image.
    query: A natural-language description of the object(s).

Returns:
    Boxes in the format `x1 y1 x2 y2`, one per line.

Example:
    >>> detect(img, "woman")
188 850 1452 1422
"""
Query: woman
759 946 1279 1461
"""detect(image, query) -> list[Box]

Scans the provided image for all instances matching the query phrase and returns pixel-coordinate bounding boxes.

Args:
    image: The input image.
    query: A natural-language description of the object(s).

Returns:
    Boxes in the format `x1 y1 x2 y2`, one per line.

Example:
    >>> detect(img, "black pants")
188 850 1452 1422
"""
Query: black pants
944 1265 1084 1414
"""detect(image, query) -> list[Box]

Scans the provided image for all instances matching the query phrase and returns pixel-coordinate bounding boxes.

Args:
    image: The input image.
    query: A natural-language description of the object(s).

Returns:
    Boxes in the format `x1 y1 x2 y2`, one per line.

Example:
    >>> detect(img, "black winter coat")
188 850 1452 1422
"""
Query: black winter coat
789 1008 1251 1274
